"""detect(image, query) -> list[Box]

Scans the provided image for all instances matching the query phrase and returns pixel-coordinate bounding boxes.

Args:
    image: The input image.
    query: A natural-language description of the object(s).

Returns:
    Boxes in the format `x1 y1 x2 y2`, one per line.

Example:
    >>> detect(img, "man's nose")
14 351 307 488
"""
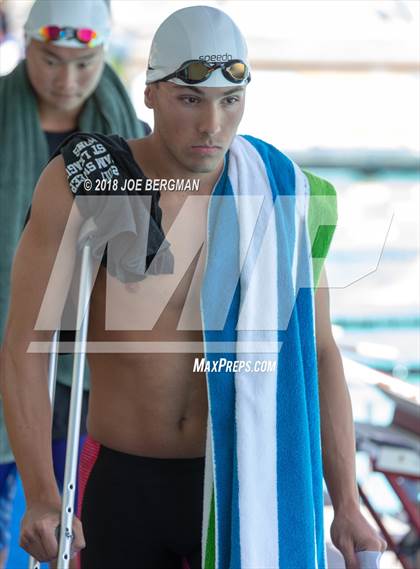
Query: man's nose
198 104 222 137
54 64 78 91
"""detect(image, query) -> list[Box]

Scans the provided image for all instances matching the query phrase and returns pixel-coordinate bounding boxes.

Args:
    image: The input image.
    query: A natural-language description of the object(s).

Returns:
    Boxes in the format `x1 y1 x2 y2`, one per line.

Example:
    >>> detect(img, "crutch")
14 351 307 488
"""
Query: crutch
28 329 59 569
29 241 92 569
57 242 92 569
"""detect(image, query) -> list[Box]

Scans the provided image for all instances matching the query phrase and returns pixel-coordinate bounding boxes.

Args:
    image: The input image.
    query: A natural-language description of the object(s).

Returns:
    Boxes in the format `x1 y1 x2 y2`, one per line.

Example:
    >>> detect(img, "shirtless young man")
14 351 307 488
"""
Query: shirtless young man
1 6 385 569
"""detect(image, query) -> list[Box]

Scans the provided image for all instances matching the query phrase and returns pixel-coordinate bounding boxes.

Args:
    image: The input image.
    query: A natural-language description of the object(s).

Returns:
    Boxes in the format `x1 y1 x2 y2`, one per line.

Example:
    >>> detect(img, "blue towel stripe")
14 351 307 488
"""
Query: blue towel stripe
202 172 241 568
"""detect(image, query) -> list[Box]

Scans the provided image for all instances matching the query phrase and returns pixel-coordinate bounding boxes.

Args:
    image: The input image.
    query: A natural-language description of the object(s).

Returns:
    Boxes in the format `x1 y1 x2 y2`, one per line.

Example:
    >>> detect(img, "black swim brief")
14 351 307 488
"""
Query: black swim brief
79 437 205 569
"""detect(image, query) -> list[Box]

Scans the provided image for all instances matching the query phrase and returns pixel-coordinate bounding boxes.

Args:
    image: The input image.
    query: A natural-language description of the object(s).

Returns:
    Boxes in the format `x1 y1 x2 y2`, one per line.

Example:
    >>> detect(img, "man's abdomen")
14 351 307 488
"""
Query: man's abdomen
86 352 208 459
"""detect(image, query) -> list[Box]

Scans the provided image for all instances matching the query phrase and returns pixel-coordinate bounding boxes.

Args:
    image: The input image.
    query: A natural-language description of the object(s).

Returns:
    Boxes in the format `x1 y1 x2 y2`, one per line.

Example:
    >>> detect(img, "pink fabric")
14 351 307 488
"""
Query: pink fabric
77 435 101 518
76 435 101 569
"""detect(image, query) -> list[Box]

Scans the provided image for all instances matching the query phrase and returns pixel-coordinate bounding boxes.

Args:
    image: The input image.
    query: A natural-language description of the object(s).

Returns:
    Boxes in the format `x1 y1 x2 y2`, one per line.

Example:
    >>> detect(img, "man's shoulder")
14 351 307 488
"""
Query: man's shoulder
237 134 288 160
236 134 299 178
53 132 129 161
234 134 300 194
236 134 336 197
55 131 144 198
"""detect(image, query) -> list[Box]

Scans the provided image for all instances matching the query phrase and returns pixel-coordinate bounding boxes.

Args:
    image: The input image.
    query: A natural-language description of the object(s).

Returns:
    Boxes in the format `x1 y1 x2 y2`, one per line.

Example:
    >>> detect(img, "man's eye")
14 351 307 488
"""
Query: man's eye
224 96 240 105
180 96 199 104
44 58 56 66
77 62 90 70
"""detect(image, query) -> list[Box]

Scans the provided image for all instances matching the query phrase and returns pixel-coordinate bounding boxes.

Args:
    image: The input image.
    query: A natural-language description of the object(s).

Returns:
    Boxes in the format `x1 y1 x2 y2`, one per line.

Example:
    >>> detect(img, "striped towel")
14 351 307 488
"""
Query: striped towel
200 135 337 569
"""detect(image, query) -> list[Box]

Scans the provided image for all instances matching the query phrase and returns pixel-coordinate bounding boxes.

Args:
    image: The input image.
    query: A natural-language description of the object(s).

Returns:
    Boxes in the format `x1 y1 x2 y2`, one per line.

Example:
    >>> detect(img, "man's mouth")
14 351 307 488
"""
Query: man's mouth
191 145 222 155
52 92 79 99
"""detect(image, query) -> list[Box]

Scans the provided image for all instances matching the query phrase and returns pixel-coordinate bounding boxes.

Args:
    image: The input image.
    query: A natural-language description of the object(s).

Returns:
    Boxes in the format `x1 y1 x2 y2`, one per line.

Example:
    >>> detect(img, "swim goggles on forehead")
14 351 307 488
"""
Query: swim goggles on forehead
38 26 98 46
157 59 251 85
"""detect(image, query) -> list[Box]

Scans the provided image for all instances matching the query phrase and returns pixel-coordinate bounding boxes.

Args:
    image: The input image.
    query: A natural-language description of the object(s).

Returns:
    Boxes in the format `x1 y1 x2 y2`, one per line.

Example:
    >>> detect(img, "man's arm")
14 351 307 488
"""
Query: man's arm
0 156 85 562
315 268 386 569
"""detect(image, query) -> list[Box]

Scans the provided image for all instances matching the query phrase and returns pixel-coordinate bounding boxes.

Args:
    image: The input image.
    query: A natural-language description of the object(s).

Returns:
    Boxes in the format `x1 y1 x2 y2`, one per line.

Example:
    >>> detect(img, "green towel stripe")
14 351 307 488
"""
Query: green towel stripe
204 489 216 569
311 225 337 259
305 170 338 288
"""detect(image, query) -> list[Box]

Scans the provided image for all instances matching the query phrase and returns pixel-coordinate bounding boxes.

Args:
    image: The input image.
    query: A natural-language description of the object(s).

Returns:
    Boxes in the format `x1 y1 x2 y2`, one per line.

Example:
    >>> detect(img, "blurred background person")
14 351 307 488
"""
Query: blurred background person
0 1 150 567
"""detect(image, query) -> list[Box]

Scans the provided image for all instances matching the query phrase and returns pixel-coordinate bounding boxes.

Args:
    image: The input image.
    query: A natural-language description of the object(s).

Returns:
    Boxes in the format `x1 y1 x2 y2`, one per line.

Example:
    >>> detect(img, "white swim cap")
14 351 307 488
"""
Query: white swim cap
146 5 250 87
24 0 111 48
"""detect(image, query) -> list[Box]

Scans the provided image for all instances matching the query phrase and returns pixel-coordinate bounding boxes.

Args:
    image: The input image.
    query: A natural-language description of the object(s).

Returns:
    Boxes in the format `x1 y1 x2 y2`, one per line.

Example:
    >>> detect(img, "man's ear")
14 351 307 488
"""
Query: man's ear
144 84 156 109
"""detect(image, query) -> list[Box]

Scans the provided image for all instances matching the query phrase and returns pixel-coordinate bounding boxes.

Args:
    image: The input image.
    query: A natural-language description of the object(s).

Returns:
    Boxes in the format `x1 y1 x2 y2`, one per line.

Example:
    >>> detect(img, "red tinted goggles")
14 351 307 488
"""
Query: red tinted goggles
39 26 98 45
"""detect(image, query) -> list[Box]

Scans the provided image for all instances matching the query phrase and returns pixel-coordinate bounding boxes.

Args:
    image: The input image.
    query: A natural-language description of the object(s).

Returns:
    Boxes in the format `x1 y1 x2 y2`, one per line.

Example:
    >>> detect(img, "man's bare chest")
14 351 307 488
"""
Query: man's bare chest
90 193 210 335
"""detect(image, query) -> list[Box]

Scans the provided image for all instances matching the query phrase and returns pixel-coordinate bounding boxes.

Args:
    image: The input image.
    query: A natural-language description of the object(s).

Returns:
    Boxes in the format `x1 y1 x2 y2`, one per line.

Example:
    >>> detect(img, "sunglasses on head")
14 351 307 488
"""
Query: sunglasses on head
39 26 98 45
157 59 251 85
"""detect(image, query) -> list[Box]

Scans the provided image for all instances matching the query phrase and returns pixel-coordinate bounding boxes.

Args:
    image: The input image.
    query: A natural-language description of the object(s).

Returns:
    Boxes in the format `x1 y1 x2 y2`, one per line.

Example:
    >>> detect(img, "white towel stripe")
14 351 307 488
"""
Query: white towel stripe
230 137 280 569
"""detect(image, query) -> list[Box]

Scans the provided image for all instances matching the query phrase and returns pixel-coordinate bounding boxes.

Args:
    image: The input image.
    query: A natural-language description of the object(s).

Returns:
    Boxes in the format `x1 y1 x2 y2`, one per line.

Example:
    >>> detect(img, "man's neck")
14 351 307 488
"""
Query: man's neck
38 101 81 132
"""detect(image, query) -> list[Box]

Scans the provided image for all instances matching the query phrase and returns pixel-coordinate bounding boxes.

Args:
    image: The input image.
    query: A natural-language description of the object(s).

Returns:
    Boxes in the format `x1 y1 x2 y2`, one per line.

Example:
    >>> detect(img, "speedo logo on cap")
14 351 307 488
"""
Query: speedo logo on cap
199 53 233 62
